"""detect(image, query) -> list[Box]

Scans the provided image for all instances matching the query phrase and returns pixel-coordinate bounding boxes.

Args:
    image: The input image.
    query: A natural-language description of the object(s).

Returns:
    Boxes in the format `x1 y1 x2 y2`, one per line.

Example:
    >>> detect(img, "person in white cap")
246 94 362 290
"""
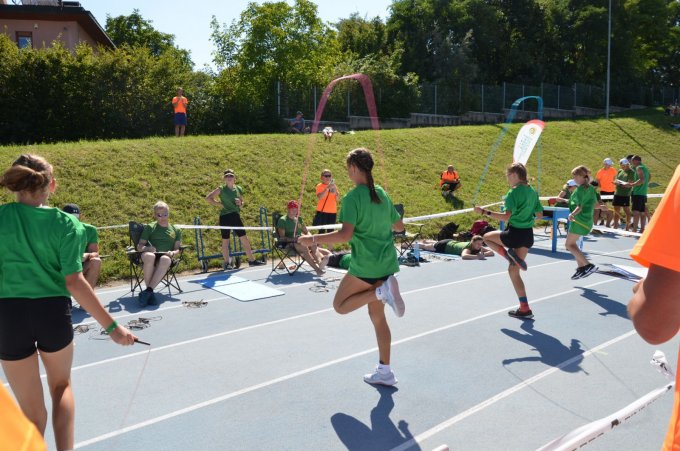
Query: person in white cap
613 158 635 230
595 158 617 206
549 179 577 206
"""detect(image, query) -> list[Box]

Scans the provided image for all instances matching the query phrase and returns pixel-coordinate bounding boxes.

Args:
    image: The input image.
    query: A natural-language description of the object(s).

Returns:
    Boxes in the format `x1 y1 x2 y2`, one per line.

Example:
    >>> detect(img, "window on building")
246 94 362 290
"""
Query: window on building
16 31 33 49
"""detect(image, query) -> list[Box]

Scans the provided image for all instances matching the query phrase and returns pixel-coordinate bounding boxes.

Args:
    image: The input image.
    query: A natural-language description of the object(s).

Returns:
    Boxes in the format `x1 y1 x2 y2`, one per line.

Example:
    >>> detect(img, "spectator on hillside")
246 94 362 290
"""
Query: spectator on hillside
595 158 617 202
172 88 188 137
440 165 461 197
313 169 340 236
63 203 101 289
323 126 335 141
289 111 307 133
277 200 325 276
136 201 182 306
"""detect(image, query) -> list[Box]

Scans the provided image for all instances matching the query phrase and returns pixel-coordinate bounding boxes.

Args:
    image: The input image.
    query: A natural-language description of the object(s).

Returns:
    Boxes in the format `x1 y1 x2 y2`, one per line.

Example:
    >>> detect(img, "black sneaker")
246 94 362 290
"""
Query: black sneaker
508 309 534 319
579 263 598 279
138 289 151 307
249 259 265 266
501 249 516 266
507 248 527 271
571 266 586 280
147 291 158 306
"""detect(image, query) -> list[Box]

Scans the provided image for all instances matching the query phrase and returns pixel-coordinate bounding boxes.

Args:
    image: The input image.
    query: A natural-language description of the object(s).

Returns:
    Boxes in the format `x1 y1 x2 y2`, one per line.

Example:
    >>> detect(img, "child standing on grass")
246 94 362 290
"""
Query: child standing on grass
0 154 137 451
566 165 599 279
474 163 543 319
299 148 406 386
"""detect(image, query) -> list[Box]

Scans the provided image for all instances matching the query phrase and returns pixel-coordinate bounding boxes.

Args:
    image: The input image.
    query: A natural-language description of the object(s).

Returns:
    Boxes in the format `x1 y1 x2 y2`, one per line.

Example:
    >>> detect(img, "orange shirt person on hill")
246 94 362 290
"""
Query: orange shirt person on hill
595 158 617 200
172 87 188 137
313 169 340 234
628 164 680 450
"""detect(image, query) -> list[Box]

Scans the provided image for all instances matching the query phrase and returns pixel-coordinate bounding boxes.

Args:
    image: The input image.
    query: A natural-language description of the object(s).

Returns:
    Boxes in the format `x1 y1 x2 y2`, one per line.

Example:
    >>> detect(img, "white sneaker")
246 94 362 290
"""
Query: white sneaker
380 275 405 317
363 367 398 386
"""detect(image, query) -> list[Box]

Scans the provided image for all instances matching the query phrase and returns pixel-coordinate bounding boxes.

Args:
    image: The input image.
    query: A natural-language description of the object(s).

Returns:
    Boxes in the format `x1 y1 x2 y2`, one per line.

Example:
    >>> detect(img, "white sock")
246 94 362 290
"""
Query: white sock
378 363 391 374
375 286 387 302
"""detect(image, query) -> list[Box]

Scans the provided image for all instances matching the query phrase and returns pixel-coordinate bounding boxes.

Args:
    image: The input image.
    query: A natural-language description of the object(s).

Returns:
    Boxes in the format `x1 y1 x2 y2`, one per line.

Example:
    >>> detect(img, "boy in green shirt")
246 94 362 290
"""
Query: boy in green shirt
137 201 182 306
63 203 101 289
613 158 635 230
630 155 651 233
276 200 324 276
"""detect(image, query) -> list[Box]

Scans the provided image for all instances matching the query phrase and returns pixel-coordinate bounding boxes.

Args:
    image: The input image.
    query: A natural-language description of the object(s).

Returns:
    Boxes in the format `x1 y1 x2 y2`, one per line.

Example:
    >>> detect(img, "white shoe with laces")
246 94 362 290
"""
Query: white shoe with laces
363 367 397 386
378 275 405 317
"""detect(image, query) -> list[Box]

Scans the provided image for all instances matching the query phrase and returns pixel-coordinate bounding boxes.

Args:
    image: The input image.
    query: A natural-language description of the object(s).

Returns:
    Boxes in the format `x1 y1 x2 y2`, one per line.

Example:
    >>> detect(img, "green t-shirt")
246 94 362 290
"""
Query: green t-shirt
0 203 84 299
219 185 243 216
504 183 543 229
82 222 99 254
338 184 400 278
569 184 597 229
140 222 181 253
444 240 471 256
615 168 635 196
632 163 650 196
276 215 305 238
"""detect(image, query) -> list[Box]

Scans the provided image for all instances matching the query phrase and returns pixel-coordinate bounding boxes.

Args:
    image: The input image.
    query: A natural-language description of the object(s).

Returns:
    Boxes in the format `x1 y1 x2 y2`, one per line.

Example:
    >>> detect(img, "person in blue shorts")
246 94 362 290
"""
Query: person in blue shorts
299 148 405 386
474 163 543 319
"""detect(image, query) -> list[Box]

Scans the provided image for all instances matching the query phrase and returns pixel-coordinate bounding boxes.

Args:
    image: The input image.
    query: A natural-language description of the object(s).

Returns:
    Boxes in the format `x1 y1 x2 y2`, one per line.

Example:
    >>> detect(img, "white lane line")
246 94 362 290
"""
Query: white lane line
389 330 638 451
73 278 620 448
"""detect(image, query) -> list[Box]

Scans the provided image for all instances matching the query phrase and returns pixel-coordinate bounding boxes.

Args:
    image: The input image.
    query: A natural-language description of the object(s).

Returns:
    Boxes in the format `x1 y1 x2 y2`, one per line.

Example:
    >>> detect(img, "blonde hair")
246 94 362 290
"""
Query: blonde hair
153 201 169 213
0 154 53 193
571 165 591 184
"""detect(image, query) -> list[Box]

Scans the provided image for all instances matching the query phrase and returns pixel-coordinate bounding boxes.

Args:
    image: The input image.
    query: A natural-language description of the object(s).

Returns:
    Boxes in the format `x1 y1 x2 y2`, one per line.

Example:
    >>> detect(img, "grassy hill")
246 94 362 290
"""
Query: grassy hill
1 108 678 282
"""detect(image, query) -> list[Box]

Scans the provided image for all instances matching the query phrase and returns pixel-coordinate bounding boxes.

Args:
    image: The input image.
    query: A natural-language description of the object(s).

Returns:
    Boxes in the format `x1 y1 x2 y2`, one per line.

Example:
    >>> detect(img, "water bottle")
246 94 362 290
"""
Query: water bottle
413 242 420 262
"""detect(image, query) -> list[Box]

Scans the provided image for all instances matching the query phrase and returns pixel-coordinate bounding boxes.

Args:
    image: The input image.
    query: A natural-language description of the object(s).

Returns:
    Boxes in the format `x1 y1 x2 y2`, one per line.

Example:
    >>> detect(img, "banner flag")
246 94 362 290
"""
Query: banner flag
513 119 544 165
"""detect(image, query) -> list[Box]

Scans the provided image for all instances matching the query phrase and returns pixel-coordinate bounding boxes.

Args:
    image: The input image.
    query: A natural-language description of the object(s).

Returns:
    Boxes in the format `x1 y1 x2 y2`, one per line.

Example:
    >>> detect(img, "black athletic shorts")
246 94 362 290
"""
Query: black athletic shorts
500 226 534 249
0 297 73 361
358 274 390 285
600 191 614 202
612 195 630 207
434 239 452 253
631 195 647 212
312 211 336 234
219 212 246 239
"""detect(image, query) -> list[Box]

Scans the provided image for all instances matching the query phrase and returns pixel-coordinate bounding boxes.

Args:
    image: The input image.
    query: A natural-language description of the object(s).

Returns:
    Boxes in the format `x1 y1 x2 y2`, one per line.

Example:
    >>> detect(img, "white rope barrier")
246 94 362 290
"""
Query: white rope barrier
537 351 675 451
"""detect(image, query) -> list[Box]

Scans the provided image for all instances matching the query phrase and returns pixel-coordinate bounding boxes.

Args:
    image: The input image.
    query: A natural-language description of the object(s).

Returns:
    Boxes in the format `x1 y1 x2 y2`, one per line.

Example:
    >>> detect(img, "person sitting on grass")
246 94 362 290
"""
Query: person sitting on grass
136 201 182 306
440 165 461 198
413 236 494 259
277 200 325 276
62 203 101 289
289 111 306 133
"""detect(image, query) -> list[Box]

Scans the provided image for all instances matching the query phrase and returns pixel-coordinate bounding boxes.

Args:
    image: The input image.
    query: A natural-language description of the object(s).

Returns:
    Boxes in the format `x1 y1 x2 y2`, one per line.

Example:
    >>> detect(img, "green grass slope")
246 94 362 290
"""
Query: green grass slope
1 108 678 282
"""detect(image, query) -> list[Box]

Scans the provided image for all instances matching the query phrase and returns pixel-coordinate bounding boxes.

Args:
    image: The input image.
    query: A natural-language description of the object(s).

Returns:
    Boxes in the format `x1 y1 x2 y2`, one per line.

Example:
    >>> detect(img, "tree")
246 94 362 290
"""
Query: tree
105 9 193 68
336 13 389 58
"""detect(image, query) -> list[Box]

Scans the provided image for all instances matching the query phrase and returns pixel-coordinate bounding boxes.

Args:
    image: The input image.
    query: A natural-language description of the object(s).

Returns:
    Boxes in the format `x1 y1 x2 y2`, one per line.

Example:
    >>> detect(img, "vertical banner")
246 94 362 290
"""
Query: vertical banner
513 119 545 165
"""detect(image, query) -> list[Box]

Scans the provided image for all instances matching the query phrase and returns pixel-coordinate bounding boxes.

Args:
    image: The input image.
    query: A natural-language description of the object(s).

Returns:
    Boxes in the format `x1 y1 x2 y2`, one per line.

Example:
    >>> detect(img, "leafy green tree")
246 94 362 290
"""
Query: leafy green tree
105 9 193 68
336 13 389 58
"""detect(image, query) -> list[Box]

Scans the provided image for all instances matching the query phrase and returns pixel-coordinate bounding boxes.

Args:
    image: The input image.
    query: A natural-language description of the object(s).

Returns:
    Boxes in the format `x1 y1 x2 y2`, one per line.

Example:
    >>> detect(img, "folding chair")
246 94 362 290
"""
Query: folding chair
393 204 424 258
126 221 190 295
270 212 304 276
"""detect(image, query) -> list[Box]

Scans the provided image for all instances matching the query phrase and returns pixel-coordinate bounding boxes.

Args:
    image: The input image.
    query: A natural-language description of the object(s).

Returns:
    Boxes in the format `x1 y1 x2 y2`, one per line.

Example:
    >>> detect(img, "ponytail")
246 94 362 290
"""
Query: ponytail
347 147 381 204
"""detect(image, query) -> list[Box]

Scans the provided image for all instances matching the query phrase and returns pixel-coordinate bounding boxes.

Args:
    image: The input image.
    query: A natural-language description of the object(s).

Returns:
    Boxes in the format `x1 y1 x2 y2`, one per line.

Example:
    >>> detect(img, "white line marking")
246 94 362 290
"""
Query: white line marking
389 330 639 451
73 278 621 448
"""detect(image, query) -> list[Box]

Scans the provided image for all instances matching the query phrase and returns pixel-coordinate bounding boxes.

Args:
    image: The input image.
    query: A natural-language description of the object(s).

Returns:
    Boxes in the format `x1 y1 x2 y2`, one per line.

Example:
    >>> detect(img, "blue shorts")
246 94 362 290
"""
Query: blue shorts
174 112 187 126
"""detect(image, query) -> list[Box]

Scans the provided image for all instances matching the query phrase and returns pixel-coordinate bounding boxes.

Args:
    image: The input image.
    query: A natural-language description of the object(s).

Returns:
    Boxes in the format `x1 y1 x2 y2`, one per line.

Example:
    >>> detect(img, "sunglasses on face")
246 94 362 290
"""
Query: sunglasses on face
156 213 169 217
322 174 332 177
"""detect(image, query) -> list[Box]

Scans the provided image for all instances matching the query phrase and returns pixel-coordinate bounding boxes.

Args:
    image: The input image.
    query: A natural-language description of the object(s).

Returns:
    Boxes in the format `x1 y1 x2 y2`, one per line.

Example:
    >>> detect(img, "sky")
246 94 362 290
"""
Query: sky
84 0 394 70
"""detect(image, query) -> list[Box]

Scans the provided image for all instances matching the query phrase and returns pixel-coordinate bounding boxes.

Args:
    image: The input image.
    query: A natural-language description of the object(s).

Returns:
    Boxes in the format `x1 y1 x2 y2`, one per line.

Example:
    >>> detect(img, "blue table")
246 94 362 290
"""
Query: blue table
500 206 570 253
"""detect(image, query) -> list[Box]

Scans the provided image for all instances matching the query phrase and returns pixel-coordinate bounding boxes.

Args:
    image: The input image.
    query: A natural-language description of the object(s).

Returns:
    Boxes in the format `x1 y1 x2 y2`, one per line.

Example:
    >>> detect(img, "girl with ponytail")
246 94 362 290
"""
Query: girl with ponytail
298 147 406 386
0 154 136 450
566 165 599 279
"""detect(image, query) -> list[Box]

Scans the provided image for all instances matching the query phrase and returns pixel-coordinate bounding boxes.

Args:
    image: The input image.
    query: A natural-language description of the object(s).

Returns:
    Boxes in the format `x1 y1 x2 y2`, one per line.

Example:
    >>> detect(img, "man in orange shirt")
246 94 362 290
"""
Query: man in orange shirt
628 164 680 450
595 158 617 202
172 87 188 137
313 169 340 235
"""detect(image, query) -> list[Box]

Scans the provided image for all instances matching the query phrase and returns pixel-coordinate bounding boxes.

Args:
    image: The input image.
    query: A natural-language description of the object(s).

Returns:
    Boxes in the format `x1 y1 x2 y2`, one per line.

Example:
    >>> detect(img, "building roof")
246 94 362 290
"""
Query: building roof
0 1 114 48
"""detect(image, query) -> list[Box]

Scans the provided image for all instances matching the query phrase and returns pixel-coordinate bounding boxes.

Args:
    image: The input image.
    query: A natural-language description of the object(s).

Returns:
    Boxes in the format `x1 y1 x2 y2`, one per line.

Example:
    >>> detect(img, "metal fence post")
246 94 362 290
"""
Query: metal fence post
481 84 485 113
434 83 438 115
503 82 506 110
557 85 560 110
347 89 350 118
277 80 281 116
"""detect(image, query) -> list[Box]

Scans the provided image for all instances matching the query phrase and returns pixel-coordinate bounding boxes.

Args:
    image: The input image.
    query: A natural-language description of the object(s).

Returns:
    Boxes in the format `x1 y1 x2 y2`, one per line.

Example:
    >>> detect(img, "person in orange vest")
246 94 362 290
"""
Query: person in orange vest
440 165 461 198
628 163 680 450
172 87 188 137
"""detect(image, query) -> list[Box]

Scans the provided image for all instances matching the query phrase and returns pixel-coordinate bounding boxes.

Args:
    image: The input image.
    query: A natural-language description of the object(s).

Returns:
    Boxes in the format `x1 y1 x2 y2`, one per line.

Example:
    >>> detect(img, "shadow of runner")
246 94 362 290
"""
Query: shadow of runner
501 321 587 374
331 385 420 451
578 286 629 319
